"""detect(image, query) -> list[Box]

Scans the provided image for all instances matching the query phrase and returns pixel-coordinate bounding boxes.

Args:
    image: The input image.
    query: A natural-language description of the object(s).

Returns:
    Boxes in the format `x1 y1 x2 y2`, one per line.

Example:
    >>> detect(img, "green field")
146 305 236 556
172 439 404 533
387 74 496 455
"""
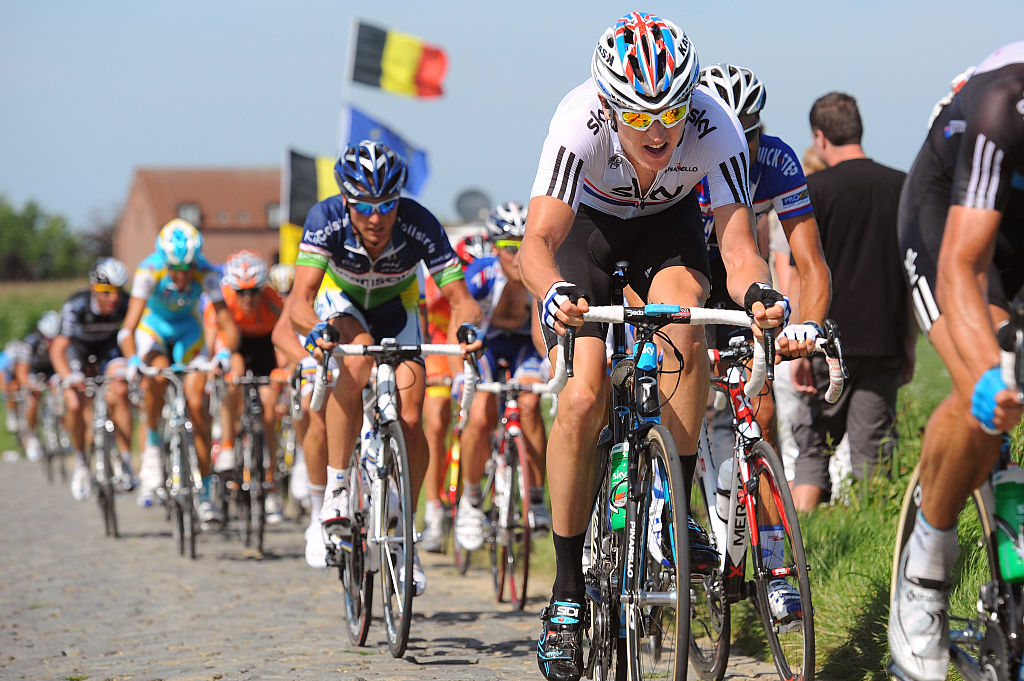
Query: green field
0 281 967 679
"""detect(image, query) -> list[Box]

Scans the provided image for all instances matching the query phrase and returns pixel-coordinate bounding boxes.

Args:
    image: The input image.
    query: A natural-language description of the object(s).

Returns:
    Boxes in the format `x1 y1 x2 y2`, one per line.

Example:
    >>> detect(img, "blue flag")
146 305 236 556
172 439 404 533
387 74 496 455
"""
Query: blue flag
344 106 429 196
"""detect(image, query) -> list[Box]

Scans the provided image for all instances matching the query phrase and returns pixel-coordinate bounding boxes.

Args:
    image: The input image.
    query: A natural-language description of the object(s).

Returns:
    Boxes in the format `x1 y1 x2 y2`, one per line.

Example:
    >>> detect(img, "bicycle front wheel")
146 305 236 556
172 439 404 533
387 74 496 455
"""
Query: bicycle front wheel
497 434 531 610
340 456 373 646
379 421 414 658
627 424 689 681
748 440 813 681
892 463 1001 679
688 445 729 681
250 427 267 555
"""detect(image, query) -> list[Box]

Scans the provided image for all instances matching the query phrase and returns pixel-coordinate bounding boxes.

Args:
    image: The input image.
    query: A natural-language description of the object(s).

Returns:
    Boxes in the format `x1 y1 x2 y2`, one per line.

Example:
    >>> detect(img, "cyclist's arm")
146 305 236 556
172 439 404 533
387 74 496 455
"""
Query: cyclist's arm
439 278 483 342
213 301 238 351
271 294 308 366
714 203 782 330
781 212 830 327
289 264 326 336
119 295 147 359
936 205 1004 383
519 195 590 332
49 335 72 380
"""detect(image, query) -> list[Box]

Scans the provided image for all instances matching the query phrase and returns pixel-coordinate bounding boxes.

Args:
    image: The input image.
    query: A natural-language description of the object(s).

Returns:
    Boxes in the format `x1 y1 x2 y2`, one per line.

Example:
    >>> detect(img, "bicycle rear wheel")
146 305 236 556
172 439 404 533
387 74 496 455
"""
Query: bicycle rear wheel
688 448 729 681
496 434 531 610
628 424 689 681
748 440 813 681
234 434 252 545
892 463 1003 679
340 456 373 646
379 421 414 658
448 440 472 575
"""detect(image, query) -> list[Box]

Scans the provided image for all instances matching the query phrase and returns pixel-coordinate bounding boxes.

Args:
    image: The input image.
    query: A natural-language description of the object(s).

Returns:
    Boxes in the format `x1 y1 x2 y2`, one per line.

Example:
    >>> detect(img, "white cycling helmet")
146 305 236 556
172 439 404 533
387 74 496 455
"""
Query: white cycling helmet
37 310 62 339
156 218 203 267
222 250 268 291
268 263 295 294
591 12 700 111
485 201 528 240
89 257 129 288
700 64 766 118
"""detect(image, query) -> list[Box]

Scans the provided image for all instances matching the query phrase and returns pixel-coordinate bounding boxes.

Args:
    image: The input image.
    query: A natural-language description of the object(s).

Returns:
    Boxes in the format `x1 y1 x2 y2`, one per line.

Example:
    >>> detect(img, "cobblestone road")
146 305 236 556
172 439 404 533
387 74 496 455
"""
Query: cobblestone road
1 458 780 681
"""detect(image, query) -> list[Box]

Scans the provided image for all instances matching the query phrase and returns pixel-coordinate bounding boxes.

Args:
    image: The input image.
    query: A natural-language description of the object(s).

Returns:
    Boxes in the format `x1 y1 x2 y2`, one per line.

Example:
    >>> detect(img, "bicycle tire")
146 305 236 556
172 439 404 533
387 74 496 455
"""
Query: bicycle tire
627 424 689 681
497 433 531 610
584 433 625 681
340 456 373 646
182 429 199 560
748 440 813 681
235 433 252 546
379 420 414 658
448 440 471 575
891 464 1003 680
251 426 267 555
100 432 119 538
688 454 730 681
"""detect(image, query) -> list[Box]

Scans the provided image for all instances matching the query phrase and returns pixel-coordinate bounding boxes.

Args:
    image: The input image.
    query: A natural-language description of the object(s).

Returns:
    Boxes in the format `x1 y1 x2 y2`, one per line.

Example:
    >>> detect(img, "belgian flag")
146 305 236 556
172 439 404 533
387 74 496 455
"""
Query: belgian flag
351 21 447 98
279 150 340 265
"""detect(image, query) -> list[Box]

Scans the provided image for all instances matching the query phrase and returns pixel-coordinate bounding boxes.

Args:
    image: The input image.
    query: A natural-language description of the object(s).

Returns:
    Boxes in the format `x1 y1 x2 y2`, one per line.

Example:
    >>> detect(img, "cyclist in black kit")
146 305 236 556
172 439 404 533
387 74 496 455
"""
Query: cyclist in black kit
890 41 1024 681
50 258 135 501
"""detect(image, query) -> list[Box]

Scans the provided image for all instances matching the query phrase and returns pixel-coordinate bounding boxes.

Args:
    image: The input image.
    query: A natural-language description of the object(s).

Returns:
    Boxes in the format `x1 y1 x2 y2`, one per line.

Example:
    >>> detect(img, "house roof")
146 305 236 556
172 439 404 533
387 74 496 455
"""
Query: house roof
132 167 281 230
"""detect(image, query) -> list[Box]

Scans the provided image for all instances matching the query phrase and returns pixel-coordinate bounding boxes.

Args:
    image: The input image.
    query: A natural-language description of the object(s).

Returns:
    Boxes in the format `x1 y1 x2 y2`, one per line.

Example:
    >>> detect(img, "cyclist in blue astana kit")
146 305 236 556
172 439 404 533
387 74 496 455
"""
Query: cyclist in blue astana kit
517 13 788 681
454 201 552 553
290 140 482 597
889 41 1024 681
50 257 136 501
120 219 238 523
698 62 832 625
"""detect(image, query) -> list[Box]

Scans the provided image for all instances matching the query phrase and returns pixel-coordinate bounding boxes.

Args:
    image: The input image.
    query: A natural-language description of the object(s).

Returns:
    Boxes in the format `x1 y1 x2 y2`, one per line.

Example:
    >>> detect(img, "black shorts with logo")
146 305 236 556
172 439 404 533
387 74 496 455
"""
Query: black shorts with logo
539 192 710 351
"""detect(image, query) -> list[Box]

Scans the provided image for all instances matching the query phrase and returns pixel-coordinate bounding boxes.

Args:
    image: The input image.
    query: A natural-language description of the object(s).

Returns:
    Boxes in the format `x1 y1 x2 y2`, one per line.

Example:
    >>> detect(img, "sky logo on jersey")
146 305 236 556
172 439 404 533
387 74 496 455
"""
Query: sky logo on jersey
944 120 967 138
588 108 608 136
687 106 718 140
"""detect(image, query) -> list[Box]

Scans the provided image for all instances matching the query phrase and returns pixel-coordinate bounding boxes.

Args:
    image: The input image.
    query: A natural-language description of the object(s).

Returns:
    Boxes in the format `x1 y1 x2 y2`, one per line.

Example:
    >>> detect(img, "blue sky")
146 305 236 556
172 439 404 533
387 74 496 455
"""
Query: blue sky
1 1 1021 231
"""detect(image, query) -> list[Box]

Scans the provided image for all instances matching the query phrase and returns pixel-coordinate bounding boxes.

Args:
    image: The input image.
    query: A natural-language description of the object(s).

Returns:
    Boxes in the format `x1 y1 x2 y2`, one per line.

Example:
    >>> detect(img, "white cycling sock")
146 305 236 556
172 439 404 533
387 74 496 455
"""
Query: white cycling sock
326 465 346 491
425 500 442 522
74 450 87 466
464 483 483 507
905 510 959 583
309 483 326 525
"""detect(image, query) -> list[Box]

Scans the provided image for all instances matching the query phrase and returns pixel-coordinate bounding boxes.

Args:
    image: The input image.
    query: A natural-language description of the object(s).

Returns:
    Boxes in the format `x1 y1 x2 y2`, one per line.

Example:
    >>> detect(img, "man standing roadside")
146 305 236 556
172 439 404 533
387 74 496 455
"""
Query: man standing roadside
790 92 913 510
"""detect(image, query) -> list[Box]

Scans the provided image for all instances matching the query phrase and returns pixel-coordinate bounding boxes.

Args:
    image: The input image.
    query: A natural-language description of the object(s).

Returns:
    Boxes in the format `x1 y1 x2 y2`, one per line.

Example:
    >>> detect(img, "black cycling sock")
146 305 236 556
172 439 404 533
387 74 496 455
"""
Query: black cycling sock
680 453 696 513
551 530 587 604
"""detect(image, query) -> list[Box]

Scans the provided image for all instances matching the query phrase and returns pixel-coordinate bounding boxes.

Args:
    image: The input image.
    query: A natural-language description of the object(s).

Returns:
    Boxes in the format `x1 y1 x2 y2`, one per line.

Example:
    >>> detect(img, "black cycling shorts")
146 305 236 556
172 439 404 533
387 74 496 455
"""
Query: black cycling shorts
67 340 122 376
539 193 709 351
239 334 278 377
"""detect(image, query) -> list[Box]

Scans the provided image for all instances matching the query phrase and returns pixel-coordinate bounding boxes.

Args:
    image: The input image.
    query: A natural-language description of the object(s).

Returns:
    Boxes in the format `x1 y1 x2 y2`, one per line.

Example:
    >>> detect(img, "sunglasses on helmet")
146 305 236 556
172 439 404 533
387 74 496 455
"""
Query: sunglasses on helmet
92 283 121 295
168 263 193 273
348 197 399 217
606 100 690 131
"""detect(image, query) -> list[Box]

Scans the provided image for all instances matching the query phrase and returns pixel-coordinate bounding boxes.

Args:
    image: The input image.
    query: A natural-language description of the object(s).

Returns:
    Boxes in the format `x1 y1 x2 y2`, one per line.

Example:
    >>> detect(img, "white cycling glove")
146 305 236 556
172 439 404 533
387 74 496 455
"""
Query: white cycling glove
542 281 588 331
781 321 824 344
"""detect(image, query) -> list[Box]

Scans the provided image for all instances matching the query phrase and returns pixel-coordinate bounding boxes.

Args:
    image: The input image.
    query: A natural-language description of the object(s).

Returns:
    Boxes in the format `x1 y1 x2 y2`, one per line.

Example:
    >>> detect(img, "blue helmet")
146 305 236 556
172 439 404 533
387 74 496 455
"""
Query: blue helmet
334 140 407 200
156 218 203 266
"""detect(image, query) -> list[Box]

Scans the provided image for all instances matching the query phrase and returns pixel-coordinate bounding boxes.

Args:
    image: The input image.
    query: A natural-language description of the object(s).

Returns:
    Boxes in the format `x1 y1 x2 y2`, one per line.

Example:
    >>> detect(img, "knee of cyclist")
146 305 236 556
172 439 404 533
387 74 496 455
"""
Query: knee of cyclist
556 385 603 429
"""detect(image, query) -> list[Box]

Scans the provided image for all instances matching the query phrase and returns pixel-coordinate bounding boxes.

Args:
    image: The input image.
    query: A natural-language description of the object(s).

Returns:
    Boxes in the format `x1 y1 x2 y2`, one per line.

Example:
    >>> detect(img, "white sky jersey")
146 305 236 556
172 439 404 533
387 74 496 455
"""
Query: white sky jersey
530 80 752 219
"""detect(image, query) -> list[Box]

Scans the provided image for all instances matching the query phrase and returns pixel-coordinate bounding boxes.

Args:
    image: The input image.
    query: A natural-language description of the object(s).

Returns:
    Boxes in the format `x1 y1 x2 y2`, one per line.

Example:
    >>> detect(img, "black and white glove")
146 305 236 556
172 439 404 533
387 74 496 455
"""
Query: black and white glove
542 281 588 331
781 321 823 344
744 282 791 327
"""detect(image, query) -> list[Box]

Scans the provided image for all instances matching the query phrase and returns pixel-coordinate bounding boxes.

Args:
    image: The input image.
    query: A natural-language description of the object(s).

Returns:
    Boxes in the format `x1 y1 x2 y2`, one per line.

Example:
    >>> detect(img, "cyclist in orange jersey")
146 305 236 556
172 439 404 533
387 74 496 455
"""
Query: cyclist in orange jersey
204 250 288 524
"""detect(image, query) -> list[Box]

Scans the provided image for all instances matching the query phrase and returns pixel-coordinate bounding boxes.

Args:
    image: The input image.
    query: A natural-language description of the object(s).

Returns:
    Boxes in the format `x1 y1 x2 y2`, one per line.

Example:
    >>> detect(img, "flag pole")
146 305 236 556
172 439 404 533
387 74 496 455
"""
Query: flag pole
336 16 360 155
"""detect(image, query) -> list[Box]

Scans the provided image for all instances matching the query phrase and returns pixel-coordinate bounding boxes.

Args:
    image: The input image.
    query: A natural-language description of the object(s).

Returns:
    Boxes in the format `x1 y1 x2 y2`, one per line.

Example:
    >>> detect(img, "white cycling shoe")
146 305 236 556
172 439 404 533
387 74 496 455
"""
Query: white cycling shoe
455 496 487 551
318 487 350 533
71 462 92 501
304 522 328 569
888 546 951 681
265 491 284 525
420 512 445 554
136 444 163 508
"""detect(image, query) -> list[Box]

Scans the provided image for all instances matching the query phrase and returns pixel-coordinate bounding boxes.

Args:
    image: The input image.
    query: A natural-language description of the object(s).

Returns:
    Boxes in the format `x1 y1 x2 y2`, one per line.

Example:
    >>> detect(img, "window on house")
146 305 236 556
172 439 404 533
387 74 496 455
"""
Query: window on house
217 211 230 225
238 211 250 224
177 202 201 226
266 203 281 229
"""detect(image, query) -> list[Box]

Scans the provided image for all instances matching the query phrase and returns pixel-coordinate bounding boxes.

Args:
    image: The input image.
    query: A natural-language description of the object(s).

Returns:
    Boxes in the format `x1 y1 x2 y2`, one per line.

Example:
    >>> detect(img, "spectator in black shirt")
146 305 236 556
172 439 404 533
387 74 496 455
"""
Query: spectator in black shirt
790 92 914 510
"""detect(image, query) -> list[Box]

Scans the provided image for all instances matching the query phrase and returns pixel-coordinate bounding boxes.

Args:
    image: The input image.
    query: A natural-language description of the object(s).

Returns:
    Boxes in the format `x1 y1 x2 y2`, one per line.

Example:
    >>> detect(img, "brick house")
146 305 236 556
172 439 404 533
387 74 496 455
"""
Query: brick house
113 167 282 269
